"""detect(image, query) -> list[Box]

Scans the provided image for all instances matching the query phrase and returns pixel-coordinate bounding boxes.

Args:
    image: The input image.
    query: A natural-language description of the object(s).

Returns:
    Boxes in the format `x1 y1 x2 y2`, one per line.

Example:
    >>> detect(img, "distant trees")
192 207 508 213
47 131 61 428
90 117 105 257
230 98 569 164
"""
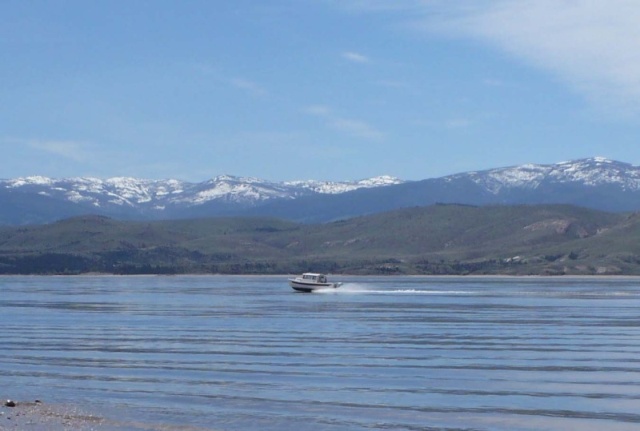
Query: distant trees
0 253 96 274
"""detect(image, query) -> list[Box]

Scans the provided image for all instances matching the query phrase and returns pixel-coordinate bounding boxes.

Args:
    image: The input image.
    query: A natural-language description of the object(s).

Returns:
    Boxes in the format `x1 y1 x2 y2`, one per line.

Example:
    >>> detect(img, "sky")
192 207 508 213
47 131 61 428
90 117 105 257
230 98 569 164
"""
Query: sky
3 0 640 183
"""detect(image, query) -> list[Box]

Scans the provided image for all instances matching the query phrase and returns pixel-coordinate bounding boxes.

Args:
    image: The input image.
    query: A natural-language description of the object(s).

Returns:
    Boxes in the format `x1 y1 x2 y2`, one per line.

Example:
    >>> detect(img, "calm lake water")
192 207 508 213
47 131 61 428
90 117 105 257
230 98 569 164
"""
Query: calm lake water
2 275 640 431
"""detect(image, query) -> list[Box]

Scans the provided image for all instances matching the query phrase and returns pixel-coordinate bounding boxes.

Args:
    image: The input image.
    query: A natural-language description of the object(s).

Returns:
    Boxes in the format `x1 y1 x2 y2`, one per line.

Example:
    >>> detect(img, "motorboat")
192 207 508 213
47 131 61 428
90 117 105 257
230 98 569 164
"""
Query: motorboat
288 273 342 292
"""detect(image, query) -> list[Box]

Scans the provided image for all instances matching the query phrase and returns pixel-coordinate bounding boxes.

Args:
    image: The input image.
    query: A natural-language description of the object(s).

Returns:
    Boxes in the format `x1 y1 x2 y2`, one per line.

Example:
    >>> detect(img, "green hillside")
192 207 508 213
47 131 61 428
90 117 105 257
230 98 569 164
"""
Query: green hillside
0 205 638 275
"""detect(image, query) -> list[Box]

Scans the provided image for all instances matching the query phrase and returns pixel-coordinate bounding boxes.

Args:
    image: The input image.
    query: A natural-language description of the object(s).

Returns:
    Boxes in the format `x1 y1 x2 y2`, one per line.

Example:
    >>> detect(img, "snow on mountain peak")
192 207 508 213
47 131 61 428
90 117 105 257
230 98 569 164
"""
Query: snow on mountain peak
0 173 406 210
6 176 54 188
5 158 640 214
285 175 403 194
465 158 640 193
210 174 264 184
591 156 613 164
358 175 403 187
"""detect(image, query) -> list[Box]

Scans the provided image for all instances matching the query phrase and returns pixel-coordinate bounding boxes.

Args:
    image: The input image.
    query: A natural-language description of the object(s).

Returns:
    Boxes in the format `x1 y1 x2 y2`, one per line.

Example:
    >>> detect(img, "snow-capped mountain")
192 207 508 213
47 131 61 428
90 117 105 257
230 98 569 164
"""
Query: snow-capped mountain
441 157 640 213
2 157 640 225
459 157 640 194
0 173 404 224
2 174 403 207
243 157 640 223
426 157 640 214
4 176 188 207
284 175 402 194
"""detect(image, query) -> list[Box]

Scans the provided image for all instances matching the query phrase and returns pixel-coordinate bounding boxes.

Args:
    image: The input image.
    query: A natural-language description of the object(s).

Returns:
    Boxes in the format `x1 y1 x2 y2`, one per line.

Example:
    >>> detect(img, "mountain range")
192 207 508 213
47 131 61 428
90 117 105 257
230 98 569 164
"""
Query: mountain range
2 157 640 225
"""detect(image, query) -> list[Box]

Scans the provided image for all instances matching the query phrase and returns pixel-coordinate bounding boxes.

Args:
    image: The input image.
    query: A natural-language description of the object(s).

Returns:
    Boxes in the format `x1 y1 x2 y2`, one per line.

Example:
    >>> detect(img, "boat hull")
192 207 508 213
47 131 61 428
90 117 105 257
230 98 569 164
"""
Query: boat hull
289 279 342 293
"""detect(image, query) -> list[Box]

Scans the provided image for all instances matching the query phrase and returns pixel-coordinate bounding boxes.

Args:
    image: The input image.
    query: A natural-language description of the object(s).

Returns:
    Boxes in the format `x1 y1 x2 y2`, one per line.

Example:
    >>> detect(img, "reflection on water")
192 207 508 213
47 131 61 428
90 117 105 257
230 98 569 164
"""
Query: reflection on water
2 275 640 430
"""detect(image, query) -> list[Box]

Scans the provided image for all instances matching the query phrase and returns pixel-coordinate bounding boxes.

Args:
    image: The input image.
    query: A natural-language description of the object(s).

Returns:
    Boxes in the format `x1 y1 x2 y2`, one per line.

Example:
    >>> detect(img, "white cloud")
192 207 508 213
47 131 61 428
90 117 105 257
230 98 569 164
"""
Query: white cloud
342 51 370 63
304 105 384 141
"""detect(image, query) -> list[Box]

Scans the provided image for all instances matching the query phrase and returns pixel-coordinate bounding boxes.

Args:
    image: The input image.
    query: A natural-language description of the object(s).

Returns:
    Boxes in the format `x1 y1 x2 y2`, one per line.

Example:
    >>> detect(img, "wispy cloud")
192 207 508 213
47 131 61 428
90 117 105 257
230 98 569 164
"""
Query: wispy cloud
433 0 640 115
305 105 332 116
483 78 511 88
326 0 426 14
27 139 89 162
188 63 269 98
444 118 473 129
331 0 640 117
230 78 268 97
342 51 370 64
375 79 410 89
305 105 384 141
331 118 384 140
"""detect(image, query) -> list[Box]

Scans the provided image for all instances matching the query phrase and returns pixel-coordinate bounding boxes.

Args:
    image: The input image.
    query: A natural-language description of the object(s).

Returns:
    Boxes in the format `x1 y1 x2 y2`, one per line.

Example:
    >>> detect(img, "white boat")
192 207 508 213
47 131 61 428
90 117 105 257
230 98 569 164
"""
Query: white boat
288 273 342 292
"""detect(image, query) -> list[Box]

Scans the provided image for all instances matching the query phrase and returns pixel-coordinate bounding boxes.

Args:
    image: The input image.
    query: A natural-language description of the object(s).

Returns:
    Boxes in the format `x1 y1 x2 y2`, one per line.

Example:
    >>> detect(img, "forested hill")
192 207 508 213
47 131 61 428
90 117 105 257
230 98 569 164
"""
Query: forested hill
0 204 639 275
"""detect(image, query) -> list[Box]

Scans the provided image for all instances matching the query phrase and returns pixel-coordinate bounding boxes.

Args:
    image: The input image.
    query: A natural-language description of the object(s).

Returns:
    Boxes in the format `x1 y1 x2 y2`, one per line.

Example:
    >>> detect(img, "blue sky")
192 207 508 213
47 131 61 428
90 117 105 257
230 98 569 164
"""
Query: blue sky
3 0 640 182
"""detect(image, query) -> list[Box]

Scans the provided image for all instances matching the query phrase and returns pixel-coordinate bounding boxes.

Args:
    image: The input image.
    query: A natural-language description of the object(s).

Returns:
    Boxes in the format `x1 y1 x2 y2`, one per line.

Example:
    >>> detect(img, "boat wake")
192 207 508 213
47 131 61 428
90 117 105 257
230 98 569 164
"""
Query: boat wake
315 283 475 295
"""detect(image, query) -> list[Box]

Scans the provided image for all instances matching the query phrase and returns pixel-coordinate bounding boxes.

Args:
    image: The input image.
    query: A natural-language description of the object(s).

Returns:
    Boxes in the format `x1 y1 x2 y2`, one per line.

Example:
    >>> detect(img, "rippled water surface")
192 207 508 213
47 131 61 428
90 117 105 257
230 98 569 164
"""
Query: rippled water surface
3 275 640 430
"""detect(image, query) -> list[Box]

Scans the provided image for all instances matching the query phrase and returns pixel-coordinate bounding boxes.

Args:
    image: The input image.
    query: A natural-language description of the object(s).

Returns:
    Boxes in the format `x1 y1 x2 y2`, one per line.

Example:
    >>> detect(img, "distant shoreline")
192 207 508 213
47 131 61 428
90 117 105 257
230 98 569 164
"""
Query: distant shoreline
2 273 640 279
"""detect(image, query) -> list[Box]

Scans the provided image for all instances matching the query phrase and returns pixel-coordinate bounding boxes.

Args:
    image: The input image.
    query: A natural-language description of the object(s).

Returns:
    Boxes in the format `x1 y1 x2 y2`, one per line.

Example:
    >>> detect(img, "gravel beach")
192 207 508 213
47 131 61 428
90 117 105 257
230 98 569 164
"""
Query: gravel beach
0 399 104 430
0 399 221 431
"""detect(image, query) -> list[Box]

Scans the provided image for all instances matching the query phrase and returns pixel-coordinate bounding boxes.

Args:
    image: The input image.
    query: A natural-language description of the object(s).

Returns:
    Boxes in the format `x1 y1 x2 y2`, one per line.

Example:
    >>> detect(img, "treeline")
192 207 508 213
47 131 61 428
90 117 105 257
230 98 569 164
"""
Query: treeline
0 252 532 276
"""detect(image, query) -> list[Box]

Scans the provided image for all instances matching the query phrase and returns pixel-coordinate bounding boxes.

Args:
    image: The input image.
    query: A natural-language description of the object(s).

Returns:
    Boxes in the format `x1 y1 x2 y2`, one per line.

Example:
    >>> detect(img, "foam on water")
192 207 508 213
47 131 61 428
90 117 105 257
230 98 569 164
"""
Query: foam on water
315 283 371 293
316 283 475 295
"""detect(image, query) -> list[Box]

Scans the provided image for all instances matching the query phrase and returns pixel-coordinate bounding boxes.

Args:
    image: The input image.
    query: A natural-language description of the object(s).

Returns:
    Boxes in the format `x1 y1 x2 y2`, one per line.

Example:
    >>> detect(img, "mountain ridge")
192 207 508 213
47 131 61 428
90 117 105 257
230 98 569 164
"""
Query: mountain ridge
2 157 640 225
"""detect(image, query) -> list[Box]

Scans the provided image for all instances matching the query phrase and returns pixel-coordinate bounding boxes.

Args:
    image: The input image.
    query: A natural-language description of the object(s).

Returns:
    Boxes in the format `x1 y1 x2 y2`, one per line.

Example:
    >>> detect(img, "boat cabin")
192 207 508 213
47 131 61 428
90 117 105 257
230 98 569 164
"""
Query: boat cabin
302 273 327 283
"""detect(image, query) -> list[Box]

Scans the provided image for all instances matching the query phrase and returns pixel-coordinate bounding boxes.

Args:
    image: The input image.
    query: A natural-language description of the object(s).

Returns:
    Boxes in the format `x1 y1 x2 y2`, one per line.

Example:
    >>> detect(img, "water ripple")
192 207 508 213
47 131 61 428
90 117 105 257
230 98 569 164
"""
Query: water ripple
2 275 640 430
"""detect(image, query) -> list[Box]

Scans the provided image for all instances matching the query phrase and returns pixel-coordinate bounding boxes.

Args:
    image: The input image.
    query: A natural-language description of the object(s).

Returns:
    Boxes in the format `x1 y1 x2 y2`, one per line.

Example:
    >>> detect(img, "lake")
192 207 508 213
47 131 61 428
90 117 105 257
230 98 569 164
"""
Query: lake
2 275 640 430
